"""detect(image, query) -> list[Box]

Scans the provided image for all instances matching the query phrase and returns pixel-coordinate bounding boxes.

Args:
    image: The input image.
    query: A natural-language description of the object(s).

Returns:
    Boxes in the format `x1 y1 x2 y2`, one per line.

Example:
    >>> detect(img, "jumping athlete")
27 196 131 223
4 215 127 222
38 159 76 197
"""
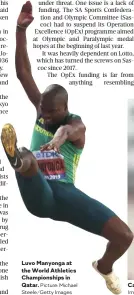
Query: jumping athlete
1 2 133 294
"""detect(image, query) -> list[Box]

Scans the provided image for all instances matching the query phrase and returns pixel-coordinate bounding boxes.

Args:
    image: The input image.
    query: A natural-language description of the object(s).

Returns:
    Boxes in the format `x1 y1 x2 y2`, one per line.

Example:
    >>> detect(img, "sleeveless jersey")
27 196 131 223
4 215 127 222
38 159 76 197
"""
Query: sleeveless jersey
30 113 83 183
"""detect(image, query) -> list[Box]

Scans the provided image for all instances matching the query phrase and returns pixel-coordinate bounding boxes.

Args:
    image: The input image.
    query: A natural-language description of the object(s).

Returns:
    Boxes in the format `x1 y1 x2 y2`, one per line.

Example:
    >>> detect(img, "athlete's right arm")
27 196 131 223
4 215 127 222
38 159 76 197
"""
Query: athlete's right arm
16 1 41 109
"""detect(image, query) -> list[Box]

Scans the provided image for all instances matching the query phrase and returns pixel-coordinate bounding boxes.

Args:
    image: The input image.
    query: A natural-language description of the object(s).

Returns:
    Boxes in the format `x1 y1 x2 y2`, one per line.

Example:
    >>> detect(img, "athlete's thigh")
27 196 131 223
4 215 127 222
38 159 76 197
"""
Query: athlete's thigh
50 182 116 236
15 169 56 218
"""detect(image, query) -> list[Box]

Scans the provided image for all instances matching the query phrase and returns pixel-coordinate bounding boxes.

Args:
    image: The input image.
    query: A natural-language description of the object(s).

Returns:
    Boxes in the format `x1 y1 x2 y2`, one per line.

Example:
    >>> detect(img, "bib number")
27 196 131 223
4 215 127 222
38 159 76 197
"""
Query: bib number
33 150 66 180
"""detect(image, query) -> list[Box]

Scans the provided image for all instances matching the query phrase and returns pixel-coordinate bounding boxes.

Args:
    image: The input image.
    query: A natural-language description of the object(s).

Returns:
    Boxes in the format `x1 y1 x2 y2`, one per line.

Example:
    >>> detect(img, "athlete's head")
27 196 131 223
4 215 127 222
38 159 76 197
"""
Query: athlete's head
40 84 68 125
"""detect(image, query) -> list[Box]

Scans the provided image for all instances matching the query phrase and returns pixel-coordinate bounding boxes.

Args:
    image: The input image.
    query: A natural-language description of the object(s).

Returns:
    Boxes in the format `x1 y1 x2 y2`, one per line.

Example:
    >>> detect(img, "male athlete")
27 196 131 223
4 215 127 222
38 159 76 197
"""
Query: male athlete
1 2 133 294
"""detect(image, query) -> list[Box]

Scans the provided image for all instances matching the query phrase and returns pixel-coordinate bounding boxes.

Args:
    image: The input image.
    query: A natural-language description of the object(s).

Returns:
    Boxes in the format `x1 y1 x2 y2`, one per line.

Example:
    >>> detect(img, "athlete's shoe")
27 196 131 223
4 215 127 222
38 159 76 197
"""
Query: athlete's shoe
92 261 122 294
1 123 22 169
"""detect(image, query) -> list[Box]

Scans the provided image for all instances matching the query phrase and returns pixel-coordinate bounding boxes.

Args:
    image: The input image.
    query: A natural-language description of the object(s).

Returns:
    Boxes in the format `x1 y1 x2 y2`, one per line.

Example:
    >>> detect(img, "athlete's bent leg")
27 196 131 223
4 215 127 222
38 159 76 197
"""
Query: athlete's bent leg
92 217 133 294
97 216 133 274
49 182 133 294
1 123 56 217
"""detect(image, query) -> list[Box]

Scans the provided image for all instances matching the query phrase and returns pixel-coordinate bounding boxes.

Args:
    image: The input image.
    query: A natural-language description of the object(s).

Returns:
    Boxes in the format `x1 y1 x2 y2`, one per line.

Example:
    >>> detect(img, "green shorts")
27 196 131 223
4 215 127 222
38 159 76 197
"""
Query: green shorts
15 169 116 236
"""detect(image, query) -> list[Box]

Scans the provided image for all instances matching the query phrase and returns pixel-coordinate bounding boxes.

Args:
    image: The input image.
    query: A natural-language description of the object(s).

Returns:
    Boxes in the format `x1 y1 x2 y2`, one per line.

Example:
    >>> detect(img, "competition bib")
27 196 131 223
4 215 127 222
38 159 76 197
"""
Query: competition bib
33 150 66 180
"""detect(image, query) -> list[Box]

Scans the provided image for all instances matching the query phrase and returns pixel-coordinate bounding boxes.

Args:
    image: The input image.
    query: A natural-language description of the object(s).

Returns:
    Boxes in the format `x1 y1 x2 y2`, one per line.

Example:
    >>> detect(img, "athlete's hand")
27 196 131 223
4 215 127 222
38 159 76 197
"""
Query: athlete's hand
40 140 60 153
17 1 34 29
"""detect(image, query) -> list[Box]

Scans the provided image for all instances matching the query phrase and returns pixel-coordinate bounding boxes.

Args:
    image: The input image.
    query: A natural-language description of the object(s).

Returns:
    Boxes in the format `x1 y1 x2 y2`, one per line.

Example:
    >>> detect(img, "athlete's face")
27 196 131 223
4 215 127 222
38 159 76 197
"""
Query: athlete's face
40 96 68 125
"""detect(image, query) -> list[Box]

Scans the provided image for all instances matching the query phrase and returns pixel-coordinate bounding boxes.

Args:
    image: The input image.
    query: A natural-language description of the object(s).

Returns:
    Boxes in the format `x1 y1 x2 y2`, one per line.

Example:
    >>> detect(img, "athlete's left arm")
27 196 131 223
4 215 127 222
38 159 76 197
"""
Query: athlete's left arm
54 120 86 148
40 120 86 152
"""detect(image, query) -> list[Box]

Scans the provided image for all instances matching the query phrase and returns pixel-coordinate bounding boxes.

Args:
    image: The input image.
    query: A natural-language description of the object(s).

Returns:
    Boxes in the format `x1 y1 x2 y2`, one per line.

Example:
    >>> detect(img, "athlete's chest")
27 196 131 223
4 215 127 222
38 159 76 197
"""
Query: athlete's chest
33 117 66 180
34 116 55 143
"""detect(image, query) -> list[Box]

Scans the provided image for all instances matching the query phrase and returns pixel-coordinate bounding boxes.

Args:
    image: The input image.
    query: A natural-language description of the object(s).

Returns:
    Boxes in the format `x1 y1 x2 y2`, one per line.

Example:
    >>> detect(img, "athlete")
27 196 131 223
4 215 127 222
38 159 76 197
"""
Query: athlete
1 2 133 294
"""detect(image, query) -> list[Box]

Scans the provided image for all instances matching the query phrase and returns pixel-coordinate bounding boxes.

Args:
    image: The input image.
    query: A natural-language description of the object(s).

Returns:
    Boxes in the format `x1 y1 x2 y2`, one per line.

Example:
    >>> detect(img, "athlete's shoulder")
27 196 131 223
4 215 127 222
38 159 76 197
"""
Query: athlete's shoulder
67 112 82 121
68 113 86 129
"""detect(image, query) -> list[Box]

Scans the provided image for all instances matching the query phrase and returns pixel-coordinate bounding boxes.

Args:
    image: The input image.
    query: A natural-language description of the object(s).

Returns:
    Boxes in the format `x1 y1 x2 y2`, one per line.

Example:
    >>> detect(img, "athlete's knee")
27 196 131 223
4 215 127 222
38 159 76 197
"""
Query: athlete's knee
114 226 133 247
106 229 133 247
120 228 134 247
102 216 134 247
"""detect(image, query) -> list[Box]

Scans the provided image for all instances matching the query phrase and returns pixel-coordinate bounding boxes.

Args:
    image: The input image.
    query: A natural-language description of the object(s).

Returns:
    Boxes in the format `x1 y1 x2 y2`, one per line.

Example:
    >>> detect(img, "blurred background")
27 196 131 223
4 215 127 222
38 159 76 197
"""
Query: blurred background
128 99 134 280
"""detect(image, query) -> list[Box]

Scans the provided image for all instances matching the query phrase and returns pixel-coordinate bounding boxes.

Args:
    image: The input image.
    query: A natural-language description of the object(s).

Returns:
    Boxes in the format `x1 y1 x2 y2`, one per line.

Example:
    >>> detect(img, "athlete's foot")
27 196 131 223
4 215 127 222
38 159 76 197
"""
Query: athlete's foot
92 261 122 294
1 123 22 169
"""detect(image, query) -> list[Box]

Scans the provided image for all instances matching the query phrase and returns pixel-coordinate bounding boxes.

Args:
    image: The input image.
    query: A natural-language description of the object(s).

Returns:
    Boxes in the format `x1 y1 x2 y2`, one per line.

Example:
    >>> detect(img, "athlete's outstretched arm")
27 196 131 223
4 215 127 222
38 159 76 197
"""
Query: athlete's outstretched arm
41 119 86 151
16 1 41 109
